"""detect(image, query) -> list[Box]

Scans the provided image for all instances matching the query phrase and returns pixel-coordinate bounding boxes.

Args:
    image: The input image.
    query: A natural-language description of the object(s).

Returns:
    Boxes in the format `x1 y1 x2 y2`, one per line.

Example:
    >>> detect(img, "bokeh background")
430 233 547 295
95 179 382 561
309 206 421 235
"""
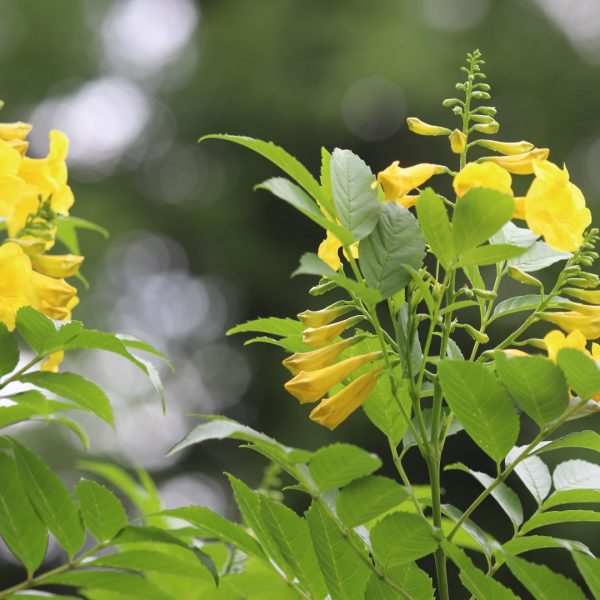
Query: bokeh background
2 0 600 595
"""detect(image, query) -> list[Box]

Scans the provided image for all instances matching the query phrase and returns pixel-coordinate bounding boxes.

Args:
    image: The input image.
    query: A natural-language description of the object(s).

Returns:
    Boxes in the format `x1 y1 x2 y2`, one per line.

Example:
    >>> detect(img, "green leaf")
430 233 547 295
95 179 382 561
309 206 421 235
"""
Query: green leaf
51 415 90 450
508 240 571 272
327 272 383 305
416 188 453 269
534 431 600 456
394 304 422 378
0 323 18 377
15 307 55 353
490 221 538 248
553 459 600 491
365 562 435 600
573 553 600 598
505 446 551 504
438 360 519 462
200 134 330 211
360 202 425 298
371 512 438 566
74 479 128 542
452 188 515 255
403 409 464 449
0 453 47 575
291 252 336 278
258 495 327 599
492 294 542 319
256 177 352 244
521 509 600 534
20 371 114 427
495 353 569 426
505 555 586 600
557 348 600 401
542 488 600 509
11 440 84 558
336 475 409 527
321 147 332 199
56 215 109 254
442 541 519 600
501 535 593 563
457 243 526 267
227 317 303 337
446 463 523 528
117 334 173 371
160 506 264 558
330 148 379 241
305 501 370 600
440 504 493 560
309 443 381 491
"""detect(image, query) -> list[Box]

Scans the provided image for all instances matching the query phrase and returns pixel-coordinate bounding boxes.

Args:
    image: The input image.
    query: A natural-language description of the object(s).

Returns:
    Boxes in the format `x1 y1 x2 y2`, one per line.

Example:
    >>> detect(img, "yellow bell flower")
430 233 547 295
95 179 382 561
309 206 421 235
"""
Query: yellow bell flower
30 254 84 279
479 147 549 175
453 162 512 198
30 272 78 321
449 129 467 154
41 351 64 373
543 329 587 362
374 161 441 203
0 122 32 141
521 160 591 252
317 231 359 272
0 242 37 330
302 315 364 347
0 139 27 219
477 139 534 156
284 352 381 404
283 337 362 375
540 311 600 340
406 117 451 136
309 368 382 430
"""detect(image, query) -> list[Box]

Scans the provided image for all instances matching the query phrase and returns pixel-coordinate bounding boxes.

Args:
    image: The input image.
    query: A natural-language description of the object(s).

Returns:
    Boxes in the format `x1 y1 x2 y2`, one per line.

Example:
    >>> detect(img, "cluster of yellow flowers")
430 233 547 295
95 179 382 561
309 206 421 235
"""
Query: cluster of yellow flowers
0 116 82 369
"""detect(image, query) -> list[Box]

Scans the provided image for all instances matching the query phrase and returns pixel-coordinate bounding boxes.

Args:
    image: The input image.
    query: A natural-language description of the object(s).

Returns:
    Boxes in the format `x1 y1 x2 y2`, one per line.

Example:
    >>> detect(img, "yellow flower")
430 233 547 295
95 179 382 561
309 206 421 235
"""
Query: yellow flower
0 242 38 330
406 118 451 136
562 288 600 305
374 161 440 203
285 352 381 404
0 139 26 219
543 329 587 362
317 231 359 272
309 368 382 430
540 311 600 340
592 343 600 360
477 139 534 155
282 337 361 375
453 162 512 198
449 129 467 154
0 122 32 141
521 160 591 252
41 351 64 373
479 147 549 175
302 315 364 347
31 272 78 320
297 303 352 328
30 254 84 279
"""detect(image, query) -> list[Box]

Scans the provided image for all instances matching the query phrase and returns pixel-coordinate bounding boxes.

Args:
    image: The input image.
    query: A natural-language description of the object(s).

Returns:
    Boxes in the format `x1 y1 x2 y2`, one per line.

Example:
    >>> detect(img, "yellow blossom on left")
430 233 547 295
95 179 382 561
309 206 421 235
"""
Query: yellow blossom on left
374 160 440 208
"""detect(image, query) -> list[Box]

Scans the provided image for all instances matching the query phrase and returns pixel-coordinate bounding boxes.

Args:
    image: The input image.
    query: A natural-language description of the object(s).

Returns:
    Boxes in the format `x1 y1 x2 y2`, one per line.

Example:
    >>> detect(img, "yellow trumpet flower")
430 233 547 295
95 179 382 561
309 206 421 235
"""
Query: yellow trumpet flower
284 352 381 404
302 315 364 347
0 242 37 330
30 254 84 279
479 147 549 175
406 118 451 136
317 231 359 272
562 288 600 305
282 337 361 375
449 129 467 154
540 311 600 340
309 368 382 430
373 161 442 204
453 162 512 198
476 139 534 155
543 329 587 362
297 303 352 328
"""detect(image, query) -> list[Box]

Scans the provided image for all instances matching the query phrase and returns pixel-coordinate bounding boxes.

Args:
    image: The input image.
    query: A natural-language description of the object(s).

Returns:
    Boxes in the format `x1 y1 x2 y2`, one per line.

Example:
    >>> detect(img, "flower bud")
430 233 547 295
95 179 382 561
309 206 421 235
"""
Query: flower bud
442 98 462 108
479 148 549 175
302 315 365 347
476 139 534 156
463 324 489 344
563 288 600 305
472 121 499 134
568 273 600 288
472 288 497 300
507 266 543 288
282 336 364 375
30 254 84 278
449 129 467 154
477 106 497 116
406 117 451 137
309 280 337 296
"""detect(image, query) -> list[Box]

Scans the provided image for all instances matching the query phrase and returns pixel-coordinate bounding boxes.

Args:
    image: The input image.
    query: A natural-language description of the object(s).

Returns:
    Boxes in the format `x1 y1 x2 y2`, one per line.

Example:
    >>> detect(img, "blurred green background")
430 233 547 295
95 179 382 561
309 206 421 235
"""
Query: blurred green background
2 0 600 594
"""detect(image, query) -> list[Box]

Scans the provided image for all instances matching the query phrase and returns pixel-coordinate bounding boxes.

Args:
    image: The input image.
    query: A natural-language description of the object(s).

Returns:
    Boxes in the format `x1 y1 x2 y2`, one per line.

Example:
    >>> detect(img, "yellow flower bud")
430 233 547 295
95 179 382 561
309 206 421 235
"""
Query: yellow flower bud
540 311 600 340
449 129 467 154
282 337 362 375
479 148 549 175
0 122 32 141
562 288 600 305
41 351 64 373
309 368 382 430
284 352 382 404
507 266 542 288
544 329 587 362
30 254 84 278
302 315 364 347
453 162 512 198
472 121 499 134
406 117 451 136
476 139 534 156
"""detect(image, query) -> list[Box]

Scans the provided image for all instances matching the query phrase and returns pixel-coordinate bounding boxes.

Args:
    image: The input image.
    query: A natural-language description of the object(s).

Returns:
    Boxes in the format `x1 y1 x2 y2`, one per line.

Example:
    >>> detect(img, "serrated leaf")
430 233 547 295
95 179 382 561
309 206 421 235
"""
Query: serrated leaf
446 463 523 528
227 317 303 337
371 512 439 566
492 294 542 318
506 447 551 504
521 509 600 534
74 479 128 542
505 555 586 599
20 371 114 427
533 430 600 456
457 243 526 267
15 307 55 353
336 476 409 527
557 348 600 401
573 553 600 598
360 202 425 298
305 501 370 600
438 360 519 462
309 443 381 491
117 334 173 371
452 188 515 255
416 188 453 269
542 488 600 509
495 353 569 426
330 148 379 241
440 504 493 560
0 453 47 575
0 323 19 377
501 535 593 563
553 459 600 491
508 240 571 272
11 440 84 558
365 562 435 600
443 541 519 600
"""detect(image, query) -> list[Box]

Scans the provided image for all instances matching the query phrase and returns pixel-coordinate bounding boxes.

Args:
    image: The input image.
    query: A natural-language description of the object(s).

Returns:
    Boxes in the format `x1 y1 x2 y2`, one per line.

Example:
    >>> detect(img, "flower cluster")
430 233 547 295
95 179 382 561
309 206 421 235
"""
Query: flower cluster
0 111 82 369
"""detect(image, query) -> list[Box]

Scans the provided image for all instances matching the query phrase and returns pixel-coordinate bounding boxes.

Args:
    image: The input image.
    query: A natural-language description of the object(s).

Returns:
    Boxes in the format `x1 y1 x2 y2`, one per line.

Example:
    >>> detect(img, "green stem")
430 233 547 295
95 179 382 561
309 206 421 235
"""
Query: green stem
0 356 44 390
427 456 450 600
388 437 425 518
